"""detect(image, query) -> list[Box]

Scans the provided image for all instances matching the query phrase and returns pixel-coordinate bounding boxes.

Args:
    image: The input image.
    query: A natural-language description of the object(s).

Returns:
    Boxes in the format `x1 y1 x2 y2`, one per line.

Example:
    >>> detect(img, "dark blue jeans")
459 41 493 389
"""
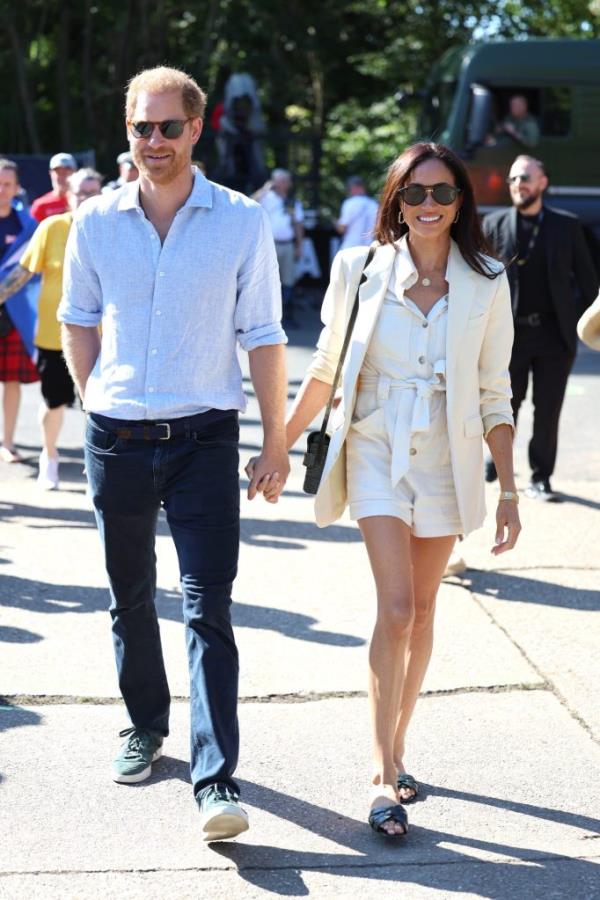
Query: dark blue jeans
85 410 240 797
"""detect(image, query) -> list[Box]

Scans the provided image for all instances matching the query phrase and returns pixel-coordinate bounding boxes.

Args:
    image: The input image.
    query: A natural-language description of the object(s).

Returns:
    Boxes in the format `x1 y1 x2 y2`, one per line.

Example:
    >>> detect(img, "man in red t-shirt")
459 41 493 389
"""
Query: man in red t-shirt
30 152 77 222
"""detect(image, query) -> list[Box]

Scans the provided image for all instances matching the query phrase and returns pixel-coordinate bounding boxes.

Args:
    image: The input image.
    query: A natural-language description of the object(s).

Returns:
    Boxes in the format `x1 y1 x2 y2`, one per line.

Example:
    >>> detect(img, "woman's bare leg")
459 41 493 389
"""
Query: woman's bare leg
393 534 456 799
2 381 21 453
38 402 65 458
359 515 414 835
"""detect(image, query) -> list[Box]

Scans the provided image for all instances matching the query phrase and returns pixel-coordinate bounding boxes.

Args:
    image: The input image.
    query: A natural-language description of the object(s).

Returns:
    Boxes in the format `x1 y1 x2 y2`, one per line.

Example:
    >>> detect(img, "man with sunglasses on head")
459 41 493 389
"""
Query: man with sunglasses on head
483 155 598 500
58 66 289 842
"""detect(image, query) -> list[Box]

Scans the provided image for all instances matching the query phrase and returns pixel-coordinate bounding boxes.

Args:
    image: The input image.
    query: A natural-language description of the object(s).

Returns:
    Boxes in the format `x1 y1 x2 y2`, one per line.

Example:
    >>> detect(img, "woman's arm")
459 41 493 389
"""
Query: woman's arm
486 423 521 555
246 251 353 495
285 375 332 449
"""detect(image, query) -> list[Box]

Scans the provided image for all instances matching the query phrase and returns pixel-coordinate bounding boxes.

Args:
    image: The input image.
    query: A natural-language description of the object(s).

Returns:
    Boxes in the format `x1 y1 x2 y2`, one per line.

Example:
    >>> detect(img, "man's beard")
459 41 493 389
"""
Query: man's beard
131 146 190 185
515 188 542 211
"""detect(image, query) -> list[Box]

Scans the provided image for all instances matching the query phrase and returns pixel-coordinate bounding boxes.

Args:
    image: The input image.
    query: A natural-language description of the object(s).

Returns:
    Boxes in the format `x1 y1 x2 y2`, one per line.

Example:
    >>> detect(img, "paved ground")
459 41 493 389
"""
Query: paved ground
1 293 599 899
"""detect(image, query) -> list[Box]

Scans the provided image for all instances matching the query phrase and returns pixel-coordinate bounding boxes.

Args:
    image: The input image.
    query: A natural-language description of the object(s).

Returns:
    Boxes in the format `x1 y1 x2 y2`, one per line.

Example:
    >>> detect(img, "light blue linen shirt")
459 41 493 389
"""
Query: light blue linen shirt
57 168 287 420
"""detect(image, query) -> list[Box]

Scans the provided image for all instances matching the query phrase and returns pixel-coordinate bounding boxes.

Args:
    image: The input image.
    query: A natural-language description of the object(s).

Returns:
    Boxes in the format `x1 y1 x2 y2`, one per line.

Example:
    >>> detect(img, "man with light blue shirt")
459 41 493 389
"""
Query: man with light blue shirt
59 66 289 842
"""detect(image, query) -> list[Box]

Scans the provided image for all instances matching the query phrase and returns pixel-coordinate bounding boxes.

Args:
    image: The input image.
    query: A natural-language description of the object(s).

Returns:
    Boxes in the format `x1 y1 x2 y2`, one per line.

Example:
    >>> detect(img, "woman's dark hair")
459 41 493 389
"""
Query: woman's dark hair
375 142 501 279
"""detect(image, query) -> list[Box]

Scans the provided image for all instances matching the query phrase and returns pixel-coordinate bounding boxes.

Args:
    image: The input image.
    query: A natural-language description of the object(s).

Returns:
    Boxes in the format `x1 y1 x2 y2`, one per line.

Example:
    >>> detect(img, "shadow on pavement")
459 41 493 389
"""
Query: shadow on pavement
209 779 600 897
554 492 600 511
466 570 600 612
0 704 44 784
232 601 365 647
0 500 95 528
240 517 361 548
0 574 364 647
0 625 43 643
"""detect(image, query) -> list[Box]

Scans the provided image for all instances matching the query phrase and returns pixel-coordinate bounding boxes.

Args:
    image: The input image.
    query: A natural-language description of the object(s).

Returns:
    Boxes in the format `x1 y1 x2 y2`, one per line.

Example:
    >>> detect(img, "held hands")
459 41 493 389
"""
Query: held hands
491 498 522 555
245 449 290 504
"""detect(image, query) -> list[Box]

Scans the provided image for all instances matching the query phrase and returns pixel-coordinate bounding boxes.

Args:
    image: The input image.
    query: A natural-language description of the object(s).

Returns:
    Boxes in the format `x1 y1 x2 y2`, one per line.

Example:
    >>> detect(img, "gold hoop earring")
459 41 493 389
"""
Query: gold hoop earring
398 210 405 224
453 210 460 224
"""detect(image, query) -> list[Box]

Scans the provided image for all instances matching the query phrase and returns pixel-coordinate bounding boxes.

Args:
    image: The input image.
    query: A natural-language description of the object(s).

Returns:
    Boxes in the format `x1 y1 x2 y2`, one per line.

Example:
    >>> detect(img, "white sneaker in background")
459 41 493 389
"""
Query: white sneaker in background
37 450 59 490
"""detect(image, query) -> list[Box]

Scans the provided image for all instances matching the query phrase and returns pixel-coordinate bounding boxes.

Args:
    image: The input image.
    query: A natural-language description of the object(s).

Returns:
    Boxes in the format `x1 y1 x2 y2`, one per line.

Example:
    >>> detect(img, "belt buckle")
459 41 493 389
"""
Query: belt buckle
157 423 171 440
528 313 541 326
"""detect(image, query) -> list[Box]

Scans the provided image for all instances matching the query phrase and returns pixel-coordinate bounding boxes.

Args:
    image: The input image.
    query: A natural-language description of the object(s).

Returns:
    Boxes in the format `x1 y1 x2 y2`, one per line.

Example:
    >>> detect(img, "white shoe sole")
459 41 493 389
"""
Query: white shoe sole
200 804 249 842
112 746 162 783
37 478 59 491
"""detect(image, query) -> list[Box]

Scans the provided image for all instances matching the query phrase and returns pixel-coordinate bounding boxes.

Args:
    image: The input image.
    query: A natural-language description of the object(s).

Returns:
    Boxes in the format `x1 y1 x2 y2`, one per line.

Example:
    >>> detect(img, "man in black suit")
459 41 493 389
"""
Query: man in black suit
483 155 598 500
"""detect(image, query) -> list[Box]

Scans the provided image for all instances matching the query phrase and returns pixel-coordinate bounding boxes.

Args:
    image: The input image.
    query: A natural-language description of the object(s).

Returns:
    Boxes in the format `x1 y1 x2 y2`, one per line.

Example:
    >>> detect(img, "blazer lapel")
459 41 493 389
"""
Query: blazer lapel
342 243 397 394
445 241 479 375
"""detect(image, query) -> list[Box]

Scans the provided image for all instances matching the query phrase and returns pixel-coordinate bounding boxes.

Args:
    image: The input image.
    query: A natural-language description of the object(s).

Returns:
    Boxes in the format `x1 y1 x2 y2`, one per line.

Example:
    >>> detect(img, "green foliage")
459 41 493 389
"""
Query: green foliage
320 98 415 215
1 0 598 209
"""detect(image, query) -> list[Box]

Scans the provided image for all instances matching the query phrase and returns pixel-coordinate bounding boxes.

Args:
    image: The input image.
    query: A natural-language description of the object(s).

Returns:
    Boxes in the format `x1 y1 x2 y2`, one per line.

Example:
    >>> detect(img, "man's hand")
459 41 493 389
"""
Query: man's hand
245 448 290 503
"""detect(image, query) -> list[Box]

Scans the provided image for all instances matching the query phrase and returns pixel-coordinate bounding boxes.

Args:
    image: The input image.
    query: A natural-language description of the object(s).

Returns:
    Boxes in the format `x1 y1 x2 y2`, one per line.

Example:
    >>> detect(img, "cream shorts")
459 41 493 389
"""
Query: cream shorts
346 407 462 538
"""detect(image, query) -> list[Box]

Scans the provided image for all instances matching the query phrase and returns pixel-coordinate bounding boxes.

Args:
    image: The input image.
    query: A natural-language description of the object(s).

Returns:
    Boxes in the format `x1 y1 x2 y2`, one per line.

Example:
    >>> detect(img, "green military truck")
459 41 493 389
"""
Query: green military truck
409 38 600 250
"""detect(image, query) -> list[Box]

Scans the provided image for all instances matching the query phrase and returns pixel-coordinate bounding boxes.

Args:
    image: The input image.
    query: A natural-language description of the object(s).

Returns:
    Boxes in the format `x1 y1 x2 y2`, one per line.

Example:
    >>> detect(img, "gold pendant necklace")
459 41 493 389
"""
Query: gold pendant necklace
421 277 431 287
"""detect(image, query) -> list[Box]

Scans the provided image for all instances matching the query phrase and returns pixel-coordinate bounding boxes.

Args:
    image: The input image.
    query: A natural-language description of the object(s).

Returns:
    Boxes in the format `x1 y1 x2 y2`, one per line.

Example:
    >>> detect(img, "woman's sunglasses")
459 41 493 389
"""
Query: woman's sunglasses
128 119 192 140
399 183 462 206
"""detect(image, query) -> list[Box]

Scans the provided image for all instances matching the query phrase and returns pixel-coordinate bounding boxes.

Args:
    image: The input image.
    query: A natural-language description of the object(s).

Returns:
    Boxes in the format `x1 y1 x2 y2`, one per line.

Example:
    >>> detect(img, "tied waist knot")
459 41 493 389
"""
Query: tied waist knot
357 360 446 486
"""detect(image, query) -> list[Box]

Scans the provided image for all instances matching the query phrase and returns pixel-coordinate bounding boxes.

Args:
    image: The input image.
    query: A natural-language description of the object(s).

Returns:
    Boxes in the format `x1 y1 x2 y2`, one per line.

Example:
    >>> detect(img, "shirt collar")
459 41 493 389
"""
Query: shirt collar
393 233 454 286
117 166 213 212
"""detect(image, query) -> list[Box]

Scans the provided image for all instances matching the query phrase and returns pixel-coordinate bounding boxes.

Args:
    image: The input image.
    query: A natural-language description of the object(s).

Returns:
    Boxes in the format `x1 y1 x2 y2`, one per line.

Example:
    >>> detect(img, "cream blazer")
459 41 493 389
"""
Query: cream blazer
307 238 515 534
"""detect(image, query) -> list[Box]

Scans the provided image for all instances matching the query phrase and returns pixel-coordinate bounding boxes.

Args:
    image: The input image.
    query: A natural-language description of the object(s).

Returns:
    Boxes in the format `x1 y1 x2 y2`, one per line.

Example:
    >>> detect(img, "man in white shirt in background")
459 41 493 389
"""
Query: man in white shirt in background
335 176 378 250
254 169 304 328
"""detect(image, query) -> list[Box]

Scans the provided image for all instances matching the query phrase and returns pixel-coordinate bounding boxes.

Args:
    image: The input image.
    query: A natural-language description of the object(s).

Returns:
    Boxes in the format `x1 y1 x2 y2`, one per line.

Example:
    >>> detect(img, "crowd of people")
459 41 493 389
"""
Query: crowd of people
0 152 134 484
1 64 599 846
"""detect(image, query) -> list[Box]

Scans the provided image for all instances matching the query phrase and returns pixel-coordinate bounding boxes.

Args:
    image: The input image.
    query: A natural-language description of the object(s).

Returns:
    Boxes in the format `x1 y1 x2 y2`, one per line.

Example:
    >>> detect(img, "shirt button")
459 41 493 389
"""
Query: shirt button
418 355 426 364
151 348 158 355
410 448 417 456
158 272 165 277
422 321 428 329
155 310 162 316
148 387 155 393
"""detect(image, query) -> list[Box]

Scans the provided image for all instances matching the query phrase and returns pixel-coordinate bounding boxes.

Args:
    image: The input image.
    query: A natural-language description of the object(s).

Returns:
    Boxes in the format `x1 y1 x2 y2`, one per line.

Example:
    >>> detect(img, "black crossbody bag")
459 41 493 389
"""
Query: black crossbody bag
302 245 376 495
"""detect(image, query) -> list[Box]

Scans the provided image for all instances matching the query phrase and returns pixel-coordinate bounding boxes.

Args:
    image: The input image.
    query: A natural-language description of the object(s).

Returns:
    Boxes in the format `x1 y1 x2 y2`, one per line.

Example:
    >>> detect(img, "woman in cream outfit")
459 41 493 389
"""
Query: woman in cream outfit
255 144 521 836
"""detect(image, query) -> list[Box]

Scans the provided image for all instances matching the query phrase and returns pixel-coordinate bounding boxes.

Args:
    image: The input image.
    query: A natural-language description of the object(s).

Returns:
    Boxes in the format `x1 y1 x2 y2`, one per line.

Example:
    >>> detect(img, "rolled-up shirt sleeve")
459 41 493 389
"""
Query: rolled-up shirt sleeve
57 218 103 327
234 206 287 352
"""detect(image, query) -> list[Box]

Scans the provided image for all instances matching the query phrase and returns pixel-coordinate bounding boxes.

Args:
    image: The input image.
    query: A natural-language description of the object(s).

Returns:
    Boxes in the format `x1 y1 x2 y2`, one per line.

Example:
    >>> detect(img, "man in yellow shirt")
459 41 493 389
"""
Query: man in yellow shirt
0 168 102 488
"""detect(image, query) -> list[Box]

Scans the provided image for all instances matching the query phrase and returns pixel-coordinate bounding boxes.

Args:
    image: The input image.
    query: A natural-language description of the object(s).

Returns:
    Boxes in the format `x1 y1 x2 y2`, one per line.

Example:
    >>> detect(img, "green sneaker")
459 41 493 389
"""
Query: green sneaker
197 783 249 842
112 726 163 783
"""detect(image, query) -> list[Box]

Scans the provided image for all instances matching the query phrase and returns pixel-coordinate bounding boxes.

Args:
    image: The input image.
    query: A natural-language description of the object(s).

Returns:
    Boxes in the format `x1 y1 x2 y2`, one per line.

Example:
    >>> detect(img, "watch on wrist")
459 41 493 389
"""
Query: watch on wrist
499 490 519 503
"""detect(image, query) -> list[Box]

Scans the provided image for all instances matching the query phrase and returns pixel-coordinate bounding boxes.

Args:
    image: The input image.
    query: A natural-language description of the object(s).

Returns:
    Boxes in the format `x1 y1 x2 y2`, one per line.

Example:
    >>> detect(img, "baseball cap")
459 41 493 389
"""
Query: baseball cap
117 151 135 166
49 152 77 170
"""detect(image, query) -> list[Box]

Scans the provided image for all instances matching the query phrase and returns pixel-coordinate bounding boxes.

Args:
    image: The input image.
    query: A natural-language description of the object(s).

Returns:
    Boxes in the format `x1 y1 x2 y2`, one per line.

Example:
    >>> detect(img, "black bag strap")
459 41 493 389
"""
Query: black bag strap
315 243 377 447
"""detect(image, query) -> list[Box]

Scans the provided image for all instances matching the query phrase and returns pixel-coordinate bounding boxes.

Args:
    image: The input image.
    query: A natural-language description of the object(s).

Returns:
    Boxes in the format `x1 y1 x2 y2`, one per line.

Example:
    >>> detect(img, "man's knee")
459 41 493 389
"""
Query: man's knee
182 577 234 628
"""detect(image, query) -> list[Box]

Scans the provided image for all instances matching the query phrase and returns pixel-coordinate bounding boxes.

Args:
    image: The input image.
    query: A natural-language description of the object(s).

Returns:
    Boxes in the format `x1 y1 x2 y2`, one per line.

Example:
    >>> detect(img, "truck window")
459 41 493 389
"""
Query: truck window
540 87 571 137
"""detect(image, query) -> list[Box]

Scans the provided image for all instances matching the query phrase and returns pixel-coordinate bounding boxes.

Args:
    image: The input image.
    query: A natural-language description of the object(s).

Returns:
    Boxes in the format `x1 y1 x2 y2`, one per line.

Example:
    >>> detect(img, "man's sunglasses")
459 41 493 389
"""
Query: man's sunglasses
128 119 192 139
506 173 531 184
398 183 461 206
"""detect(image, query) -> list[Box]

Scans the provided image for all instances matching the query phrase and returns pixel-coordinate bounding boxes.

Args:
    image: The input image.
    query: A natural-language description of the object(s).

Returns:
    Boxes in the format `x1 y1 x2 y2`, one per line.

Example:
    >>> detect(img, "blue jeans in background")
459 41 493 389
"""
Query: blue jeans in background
85 410 241 797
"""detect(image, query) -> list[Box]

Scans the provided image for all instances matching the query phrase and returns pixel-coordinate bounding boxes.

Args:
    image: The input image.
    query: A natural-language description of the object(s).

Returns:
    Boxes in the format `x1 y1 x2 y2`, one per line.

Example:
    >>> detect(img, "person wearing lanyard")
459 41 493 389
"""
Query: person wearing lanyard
257 142 520 837
483 155 598 500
